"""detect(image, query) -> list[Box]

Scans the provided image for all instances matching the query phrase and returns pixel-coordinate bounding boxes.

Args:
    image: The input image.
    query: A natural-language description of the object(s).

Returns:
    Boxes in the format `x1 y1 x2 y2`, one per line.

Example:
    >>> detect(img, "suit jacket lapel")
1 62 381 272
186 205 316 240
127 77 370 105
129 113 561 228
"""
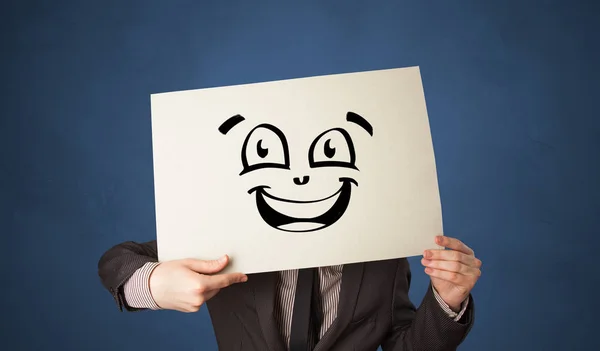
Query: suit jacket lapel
314 262 365 351
253 271 287 351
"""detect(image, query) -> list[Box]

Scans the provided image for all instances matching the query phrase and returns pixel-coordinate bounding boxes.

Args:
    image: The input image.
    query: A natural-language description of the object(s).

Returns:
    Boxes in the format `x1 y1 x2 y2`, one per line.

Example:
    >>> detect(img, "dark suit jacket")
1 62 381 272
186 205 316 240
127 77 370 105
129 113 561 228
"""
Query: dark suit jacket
98 241 474 351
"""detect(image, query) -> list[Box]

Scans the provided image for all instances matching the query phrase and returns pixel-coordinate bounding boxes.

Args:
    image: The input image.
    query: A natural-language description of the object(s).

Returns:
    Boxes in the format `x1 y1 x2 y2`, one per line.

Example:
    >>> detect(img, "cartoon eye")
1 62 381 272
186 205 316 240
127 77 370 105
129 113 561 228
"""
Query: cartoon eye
308 128 357 169
240 124 290 175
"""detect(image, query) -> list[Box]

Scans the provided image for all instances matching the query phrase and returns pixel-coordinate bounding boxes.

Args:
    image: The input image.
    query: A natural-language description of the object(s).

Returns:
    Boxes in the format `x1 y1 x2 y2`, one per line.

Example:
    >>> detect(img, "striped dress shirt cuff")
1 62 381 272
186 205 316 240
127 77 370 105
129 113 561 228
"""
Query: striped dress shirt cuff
123 262 162 310
122 264 468 321
431 286 469 322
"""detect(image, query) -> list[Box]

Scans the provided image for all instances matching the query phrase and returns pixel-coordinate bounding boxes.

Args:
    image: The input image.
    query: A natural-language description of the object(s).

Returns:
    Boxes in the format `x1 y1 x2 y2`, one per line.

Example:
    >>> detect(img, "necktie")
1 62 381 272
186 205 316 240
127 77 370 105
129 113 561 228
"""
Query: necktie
289 268 320 351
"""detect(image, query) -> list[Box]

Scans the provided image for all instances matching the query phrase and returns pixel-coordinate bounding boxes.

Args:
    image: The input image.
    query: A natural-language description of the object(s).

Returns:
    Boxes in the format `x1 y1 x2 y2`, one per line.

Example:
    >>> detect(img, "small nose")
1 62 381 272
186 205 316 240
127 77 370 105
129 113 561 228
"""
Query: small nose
293 176 310 186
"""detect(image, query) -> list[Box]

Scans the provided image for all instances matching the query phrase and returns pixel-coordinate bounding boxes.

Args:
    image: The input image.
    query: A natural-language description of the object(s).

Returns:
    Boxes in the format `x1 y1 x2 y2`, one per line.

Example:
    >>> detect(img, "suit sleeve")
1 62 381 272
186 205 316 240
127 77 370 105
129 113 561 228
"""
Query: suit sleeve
97 240 159 312
381 260 474 351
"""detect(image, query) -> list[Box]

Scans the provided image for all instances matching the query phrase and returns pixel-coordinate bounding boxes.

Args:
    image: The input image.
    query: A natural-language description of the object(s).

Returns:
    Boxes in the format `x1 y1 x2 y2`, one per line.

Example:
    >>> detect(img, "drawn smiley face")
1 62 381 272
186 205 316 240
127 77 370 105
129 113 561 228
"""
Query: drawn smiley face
219 112 373 233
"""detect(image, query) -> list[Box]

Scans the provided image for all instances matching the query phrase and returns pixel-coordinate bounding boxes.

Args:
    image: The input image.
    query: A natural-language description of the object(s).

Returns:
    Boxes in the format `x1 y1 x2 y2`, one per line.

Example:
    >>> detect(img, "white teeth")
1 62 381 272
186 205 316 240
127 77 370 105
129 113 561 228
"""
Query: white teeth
262 190 341 219
279 222 324 231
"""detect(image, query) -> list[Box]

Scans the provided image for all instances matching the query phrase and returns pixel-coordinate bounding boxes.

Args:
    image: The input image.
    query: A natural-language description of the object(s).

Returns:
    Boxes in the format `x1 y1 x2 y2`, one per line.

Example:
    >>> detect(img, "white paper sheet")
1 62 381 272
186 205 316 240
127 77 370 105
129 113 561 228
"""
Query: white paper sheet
150 66 443 274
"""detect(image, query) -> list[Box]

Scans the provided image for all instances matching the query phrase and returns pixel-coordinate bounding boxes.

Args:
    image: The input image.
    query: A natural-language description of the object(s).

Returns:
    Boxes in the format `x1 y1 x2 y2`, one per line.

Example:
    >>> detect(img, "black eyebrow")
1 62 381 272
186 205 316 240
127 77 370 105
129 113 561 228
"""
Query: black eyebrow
218 114 246 135
346 112 373 136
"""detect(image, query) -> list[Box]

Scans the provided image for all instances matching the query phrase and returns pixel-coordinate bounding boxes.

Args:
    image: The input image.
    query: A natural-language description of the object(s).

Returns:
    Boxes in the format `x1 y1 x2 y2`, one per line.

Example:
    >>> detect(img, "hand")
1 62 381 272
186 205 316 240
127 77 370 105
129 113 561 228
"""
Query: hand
421 235 482 311
149 255 247 313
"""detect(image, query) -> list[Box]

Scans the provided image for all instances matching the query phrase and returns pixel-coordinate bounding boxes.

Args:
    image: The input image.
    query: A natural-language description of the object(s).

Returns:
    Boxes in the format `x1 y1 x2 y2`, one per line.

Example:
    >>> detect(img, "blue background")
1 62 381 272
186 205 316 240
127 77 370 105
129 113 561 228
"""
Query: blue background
2 0 598 350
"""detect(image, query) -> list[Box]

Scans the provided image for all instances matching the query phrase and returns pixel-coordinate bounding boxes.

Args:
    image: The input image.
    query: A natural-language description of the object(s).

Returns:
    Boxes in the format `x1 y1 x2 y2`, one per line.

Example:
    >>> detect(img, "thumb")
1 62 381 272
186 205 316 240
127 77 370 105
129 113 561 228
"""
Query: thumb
184 255 229 274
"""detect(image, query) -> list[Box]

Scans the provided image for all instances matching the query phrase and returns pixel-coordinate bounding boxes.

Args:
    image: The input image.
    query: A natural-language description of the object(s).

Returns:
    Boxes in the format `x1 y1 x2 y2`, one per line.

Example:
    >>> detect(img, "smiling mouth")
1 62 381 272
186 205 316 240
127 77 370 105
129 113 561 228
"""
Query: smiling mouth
247 177 357 233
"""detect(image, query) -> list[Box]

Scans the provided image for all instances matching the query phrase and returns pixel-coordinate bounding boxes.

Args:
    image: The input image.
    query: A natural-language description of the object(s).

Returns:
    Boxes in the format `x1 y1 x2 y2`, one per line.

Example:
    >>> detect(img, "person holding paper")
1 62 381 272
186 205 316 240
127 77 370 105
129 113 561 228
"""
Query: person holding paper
98 234 481 351
101 67 481 350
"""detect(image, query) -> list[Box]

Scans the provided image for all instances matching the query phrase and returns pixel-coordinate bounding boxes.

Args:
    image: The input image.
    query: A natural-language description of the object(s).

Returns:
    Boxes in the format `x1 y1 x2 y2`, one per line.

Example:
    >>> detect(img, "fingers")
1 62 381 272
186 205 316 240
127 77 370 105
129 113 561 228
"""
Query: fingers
423 235 482 286
182 272 247 313
421 258 481 277
184 255 230 274
424 248 481 268
186 288 222 312
424 266 477 287
435 235 474 256
198 272 248 292
203 288 221 301
181 273 246 313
